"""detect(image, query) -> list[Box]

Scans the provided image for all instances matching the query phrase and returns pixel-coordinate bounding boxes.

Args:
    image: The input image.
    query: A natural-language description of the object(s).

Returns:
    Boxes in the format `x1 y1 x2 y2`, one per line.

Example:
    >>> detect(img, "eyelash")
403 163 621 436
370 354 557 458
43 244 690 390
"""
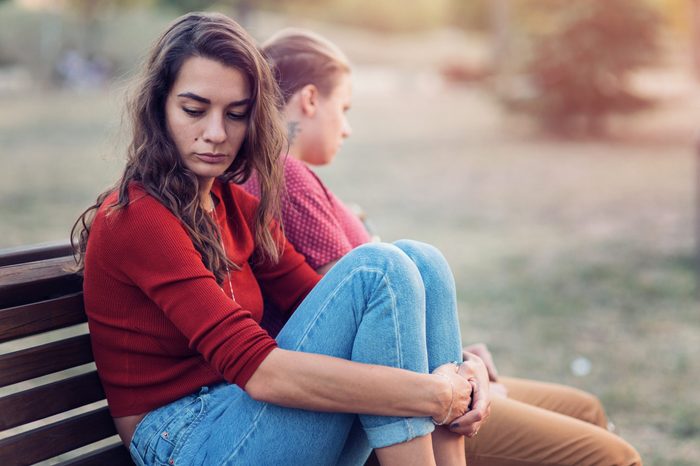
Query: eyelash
182 107 247 120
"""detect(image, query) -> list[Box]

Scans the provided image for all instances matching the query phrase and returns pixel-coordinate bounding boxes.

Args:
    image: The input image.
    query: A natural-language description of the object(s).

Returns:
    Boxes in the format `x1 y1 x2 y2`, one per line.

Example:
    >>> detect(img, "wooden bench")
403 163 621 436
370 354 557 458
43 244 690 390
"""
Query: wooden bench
0 242 382 466
0 242 132 466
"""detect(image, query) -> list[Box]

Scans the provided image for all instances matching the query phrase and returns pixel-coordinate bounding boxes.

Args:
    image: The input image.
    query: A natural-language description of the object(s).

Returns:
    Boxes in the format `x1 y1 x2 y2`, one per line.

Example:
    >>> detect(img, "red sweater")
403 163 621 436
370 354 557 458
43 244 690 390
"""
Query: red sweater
83 180 320 416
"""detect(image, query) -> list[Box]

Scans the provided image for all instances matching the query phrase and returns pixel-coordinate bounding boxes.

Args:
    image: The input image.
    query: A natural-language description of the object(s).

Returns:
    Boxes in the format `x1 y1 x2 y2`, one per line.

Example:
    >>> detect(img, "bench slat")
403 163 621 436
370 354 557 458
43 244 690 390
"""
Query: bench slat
0 293 86 344
0 407 117 466
0 257 82 308
0 242 73 267
60 443 133 466
0 334 94 388
0 371 105 430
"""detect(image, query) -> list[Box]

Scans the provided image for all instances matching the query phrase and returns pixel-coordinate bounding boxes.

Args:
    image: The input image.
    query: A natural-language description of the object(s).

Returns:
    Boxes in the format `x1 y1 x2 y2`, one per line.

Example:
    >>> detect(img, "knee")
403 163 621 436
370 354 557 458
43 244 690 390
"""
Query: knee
343 243 424 290
570 388 609 429
392 240 454 282
584 393 609 429
603 437 642 466
393 239 446 265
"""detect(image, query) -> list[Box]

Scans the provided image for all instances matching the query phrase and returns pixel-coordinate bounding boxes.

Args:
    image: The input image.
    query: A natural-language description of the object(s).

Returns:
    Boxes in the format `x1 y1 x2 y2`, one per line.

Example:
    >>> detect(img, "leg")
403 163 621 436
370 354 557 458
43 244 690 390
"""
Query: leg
500 376 608 428
212 243 436 464
464 396 641 466
392 240 463 370
393 240 465 466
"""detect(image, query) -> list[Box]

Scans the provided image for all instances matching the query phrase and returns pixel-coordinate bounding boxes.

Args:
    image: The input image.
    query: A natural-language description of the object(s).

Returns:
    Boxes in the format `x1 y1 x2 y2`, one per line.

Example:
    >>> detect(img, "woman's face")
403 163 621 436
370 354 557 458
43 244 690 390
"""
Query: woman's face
165 56 251 186
302 72 352 166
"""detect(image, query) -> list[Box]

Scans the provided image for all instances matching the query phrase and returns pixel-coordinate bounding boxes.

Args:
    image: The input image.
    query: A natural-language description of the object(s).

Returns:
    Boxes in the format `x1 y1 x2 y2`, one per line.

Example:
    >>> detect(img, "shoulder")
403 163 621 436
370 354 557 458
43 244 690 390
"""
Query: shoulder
282 156 327 198
93 183 185 240
88 184 197 265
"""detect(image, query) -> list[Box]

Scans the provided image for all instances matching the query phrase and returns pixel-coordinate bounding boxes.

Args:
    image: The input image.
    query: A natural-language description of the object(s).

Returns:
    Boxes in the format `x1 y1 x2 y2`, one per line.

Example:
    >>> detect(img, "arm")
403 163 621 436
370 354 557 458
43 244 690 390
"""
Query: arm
246 349 472 423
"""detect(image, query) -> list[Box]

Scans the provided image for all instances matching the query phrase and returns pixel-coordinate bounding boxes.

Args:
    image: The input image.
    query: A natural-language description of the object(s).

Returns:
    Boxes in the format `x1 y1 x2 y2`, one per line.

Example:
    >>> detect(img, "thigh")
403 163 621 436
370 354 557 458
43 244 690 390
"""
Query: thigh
276 242 429 372
465 396 641 466
500 376 608 428
200 384 357 466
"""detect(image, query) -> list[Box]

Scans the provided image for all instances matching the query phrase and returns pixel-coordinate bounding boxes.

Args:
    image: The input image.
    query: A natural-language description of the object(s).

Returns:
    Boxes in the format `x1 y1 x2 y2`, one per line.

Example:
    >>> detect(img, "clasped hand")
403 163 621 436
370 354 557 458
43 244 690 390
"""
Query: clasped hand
431 352 491 438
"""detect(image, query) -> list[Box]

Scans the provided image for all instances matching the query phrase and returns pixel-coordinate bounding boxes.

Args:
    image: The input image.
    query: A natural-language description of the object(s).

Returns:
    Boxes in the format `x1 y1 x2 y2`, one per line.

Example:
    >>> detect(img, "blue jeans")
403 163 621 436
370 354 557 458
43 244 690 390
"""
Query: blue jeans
129 240 462 466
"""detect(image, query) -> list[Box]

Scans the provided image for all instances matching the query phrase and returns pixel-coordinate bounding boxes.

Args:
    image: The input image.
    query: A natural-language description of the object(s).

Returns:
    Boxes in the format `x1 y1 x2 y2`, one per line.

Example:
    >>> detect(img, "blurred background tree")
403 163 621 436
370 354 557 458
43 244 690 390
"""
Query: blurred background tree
502 0 662 136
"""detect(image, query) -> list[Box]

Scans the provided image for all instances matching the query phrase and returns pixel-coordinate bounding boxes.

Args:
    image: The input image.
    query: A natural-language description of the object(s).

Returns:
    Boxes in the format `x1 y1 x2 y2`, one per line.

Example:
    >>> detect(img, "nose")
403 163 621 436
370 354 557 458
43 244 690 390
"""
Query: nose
202 114 227 144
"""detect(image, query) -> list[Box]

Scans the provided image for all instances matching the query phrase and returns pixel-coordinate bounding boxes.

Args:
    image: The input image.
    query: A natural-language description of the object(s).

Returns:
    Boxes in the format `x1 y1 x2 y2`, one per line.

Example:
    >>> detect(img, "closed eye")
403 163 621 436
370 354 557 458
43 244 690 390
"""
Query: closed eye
182 107 204 117
227 111 248 121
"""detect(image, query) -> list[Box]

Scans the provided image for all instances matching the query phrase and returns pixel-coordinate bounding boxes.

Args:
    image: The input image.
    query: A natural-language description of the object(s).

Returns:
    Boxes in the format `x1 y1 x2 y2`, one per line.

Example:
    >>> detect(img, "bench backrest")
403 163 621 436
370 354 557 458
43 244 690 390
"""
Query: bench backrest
0 243 132 466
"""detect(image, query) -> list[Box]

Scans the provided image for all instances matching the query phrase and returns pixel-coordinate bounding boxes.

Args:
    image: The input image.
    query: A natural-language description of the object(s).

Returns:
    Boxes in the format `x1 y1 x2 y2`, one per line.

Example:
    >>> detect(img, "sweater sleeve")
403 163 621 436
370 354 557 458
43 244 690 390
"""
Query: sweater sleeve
97 195 277 389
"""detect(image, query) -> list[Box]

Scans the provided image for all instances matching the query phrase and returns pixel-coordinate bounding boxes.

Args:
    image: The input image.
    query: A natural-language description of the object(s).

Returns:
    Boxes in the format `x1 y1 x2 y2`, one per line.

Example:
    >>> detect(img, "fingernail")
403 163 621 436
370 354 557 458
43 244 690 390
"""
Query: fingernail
450 422 459 429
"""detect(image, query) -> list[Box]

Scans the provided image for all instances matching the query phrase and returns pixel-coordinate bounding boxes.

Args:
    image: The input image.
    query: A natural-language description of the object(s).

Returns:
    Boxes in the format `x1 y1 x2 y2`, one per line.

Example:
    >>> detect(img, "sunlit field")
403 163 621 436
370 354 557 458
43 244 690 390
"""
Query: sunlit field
1 7 699 465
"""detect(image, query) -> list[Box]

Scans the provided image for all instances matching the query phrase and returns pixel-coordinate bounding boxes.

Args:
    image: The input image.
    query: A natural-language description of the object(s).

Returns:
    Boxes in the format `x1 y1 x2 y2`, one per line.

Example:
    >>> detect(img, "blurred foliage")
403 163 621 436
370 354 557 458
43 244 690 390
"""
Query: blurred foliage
504 0 662 136
447 1 490 31
155 0 216 12
286 0 454 32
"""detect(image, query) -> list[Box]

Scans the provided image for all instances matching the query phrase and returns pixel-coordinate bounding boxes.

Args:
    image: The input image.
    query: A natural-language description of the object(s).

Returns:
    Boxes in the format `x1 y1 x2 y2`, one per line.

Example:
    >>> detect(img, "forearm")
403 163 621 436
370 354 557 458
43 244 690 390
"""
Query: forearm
245 348 450 419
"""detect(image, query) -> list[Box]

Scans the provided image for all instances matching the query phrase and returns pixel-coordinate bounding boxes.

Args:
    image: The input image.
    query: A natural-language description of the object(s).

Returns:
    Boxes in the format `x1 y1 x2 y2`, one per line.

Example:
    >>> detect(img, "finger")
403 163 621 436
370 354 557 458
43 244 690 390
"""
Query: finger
482 357 498 382
447 381 487 435
466 344 499 381
464 380 489 422
484 354 499 381
447 412 480 437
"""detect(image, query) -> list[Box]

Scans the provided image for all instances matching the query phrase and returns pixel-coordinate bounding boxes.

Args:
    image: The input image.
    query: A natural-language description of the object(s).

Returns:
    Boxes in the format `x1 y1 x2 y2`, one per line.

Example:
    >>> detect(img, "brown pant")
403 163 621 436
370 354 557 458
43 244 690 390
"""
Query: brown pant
365 376 641 466
464 376 642 466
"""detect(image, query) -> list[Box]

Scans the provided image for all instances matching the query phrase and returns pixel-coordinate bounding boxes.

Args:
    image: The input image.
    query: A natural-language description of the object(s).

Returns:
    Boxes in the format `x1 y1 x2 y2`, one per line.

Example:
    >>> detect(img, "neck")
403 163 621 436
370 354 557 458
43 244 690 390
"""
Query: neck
198 177 216 211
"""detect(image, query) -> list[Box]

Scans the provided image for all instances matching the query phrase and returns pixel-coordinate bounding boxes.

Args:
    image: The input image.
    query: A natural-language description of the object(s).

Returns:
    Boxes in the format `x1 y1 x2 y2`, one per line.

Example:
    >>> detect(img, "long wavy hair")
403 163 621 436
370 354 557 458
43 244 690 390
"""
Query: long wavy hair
261 28 351 105
72 12 286 281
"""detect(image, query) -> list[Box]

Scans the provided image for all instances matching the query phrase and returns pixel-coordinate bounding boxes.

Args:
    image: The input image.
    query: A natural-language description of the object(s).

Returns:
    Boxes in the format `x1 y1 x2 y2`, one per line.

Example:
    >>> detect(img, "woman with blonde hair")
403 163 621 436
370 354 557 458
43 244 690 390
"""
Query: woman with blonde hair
73 12 489 466
244 27 643 466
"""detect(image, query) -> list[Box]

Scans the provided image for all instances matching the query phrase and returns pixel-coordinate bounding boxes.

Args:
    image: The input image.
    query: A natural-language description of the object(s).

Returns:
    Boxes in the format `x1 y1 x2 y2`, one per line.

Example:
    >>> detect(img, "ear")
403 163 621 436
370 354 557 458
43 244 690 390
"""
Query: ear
298 84 319 118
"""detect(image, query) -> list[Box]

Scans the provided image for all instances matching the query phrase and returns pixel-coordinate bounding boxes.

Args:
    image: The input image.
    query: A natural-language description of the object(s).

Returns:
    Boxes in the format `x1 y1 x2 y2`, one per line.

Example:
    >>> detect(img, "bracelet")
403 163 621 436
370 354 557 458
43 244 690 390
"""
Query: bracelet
431 373 455 426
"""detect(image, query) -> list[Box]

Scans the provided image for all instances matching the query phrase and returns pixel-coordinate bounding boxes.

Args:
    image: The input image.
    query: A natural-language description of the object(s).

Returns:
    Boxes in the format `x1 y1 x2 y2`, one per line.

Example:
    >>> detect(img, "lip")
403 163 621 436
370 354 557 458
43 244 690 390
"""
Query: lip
195 153 228 163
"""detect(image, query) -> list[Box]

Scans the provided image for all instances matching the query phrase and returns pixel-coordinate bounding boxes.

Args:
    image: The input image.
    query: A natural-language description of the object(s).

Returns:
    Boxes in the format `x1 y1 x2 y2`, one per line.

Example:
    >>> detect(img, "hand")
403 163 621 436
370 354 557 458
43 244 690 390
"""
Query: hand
449 352 491 438
463 343 499 382
431 363 472 426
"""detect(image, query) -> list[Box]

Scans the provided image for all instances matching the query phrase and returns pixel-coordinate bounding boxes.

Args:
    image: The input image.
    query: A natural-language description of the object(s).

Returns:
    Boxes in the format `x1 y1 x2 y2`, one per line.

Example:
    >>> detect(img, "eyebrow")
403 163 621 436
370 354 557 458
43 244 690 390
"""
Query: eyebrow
177 92 251 107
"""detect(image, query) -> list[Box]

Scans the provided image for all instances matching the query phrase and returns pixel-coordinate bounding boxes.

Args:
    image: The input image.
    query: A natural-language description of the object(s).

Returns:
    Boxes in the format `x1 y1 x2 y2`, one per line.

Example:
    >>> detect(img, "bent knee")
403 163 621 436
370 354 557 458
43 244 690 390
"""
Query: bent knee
393 239 446 264
342 243 423 287
603 437 642 466
570 388 609 428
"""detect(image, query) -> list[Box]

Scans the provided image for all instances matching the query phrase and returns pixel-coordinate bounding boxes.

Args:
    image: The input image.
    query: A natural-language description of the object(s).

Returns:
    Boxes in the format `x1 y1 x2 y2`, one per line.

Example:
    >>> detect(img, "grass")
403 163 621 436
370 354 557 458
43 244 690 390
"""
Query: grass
1 10 699 465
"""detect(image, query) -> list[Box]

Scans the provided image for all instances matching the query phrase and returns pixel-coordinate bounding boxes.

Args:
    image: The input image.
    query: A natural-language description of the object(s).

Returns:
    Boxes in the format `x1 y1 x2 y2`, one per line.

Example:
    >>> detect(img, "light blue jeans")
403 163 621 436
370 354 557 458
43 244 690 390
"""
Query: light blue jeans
129 240 462 466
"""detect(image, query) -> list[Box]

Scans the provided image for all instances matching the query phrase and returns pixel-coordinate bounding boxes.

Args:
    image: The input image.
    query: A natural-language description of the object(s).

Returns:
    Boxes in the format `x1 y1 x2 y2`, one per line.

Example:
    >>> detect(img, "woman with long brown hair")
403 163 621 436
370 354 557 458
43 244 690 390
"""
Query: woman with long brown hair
73 12 489 466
